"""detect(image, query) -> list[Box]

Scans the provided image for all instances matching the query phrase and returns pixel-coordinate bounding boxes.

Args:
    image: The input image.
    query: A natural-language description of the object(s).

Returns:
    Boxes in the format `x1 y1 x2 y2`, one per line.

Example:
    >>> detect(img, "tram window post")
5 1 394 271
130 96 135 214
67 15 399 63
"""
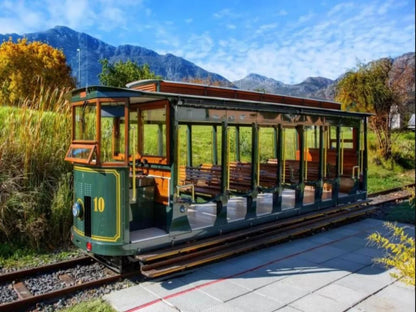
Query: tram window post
246 123 258 218
212 125 218 165
316 125 324 202
333 125 341 201
363 118 368 192
272 124 283 212
186 124 192 167
296 125 305 208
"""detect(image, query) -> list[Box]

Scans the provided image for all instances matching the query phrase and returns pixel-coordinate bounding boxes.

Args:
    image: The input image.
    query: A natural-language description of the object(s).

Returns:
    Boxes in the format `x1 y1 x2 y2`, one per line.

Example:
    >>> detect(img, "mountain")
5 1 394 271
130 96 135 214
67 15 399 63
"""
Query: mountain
234 53 415 111
233 74 334 98
0 26 230 86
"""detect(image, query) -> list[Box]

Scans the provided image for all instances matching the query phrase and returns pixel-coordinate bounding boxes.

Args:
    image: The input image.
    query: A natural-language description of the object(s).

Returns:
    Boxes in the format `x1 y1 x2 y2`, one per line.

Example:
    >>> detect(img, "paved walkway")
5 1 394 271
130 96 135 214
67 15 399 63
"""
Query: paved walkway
104 218 415 312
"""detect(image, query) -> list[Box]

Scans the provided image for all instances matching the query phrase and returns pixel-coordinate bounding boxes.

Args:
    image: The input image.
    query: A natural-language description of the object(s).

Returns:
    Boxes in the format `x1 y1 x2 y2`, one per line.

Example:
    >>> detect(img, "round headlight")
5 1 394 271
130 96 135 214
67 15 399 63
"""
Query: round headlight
72 202 83 218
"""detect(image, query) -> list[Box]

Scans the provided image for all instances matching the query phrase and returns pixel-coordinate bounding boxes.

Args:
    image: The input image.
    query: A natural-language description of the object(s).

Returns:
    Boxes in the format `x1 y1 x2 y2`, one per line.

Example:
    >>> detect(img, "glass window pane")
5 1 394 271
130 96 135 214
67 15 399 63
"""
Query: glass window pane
141 107 166 157
74 105 96 141
100 103 126 163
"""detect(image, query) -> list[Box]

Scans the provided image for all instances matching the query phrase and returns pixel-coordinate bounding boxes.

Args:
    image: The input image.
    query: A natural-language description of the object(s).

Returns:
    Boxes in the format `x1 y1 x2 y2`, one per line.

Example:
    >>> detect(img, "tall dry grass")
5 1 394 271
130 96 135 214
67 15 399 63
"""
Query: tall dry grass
0 81 73 249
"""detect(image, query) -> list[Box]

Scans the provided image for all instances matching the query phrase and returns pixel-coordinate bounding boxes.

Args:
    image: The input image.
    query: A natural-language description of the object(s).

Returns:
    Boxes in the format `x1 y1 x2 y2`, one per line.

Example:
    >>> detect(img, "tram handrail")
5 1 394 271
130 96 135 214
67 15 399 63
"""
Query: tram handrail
176 184 195 202
352 165 360 179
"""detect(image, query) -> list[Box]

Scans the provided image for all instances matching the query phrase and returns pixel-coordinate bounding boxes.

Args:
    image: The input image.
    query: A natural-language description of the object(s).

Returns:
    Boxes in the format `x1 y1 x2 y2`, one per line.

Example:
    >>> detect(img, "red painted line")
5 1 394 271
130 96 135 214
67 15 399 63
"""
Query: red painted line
126 226 375 312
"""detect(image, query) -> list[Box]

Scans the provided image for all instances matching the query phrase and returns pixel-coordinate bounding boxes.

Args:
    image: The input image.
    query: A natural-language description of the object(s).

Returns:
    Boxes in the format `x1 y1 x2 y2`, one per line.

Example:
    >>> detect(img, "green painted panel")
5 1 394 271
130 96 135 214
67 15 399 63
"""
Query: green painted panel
73 166 125 243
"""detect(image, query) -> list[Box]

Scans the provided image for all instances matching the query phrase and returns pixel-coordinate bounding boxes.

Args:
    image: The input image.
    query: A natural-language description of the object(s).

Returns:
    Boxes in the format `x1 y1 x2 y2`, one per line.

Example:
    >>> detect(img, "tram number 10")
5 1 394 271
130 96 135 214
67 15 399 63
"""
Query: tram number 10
93 197 105 213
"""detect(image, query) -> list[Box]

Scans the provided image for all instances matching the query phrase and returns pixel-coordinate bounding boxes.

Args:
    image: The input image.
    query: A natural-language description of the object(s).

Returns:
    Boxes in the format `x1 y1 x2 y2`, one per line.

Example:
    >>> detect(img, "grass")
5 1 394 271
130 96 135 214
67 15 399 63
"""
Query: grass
0 83 73 251
0 244 82 270
59 299 116 312
367 130 415 193
382 201 415 224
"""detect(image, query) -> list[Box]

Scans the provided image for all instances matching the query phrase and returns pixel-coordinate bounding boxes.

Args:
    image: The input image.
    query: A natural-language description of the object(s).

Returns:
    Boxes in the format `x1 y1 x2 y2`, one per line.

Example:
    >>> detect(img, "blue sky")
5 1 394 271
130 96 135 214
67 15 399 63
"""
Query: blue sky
0 0 414 83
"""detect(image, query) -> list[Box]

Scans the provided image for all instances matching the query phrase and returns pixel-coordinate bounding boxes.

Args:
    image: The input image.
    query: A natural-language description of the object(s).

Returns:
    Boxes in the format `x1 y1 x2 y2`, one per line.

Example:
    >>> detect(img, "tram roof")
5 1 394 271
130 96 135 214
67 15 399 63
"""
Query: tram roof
69 84 372 119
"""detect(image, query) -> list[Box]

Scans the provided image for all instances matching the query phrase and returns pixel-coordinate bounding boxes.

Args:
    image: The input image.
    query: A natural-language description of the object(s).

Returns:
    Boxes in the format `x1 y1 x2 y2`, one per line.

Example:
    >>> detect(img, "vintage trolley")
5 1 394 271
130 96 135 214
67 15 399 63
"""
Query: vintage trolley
65 80 370 260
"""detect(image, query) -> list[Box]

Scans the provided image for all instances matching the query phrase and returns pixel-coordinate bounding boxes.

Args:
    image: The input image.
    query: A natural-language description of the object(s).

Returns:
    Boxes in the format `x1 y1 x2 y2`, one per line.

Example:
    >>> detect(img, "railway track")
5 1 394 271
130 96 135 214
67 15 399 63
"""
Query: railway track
138 184 415 278
0 256 124 312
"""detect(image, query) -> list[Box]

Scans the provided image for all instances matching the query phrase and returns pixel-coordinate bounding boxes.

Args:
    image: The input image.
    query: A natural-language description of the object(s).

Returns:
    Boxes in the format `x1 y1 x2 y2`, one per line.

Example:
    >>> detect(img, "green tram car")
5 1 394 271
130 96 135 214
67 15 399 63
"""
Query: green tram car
65 80 370 259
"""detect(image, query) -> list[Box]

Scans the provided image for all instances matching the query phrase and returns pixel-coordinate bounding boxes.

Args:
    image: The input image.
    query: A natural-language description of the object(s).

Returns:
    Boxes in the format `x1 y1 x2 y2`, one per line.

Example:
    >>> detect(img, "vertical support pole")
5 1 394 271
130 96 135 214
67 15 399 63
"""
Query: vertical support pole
363 117 368 194
215 122 228 226
186 124 192 167
171 104 179 199
316 125 324 203
273 124 282 212
212 125 218 165
247 123 258 218
333 125 341 202
273 126 278 159
296 126 305 208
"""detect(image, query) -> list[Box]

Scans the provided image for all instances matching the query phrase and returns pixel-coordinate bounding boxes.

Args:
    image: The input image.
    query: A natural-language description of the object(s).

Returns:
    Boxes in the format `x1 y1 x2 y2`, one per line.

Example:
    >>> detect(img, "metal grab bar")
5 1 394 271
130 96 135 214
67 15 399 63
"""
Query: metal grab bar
352 165 360 179
176 184 195 202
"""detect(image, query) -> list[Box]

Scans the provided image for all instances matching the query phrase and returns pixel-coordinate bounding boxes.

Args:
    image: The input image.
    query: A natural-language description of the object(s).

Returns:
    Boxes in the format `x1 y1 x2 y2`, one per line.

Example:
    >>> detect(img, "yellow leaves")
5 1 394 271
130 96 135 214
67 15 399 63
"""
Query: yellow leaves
0 38 75 107
368 222 415 286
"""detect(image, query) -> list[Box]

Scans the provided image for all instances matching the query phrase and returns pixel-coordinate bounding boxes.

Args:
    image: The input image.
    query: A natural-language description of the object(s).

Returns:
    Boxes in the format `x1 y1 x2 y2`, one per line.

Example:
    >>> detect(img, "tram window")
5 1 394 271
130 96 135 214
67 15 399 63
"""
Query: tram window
283 128 297 160
341 127 354 149
100 103 126 163
141 107 166 157
259 127 275 163
74 104 96 141
229 126 252 162
65 144 96 164
129 110 139 157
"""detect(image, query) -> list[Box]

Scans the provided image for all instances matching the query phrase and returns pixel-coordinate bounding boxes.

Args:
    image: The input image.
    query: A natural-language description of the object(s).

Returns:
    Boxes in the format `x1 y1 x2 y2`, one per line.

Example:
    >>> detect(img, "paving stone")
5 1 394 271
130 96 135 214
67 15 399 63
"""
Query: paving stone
198 279 251 302
320 257 368 273
254 279 309 304
315 283 364 307
222 292 282 312
163 288 223 312
291 292 346 312
104 284 161 312
296 245 347 264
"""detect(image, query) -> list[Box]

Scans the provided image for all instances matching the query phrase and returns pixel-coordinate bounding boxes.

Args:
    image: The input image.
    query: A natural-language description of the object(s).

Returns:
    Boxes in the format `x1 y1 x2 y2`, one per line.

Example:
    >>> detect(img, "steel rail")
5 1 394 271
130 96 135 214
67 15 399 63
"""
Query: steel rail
0 273 122 312
0 256 92 284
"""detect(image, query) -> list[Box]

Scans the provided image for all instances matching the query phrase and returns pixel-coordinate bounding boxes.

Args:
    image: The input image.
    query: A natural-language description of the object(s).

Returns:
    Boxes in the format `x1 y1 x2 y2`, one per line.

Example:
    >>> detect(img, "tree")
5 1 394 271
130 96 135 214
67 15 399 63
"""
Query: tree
98 59 161 87
0 38 75 106
335 59 397 159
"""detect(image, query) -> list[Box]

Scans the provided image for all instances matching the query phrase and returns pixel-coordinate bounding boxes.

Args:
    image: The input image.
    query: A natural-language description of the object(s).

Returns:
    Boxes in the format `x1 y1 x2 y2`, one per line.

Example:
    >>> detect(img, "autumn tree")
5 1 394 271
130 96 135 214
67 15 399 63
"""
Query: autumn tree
335 58 397 159
0 38 75 106
99 59 161 87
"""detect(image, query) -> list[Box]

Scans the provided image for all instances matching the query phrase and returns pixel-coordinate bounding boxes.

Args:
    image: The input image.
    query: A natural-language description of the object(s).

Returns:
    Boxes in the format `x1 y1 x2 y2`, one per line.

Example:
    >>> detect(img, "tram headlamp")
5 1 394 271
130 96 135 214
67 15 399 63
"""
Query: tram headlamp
72 202 83 218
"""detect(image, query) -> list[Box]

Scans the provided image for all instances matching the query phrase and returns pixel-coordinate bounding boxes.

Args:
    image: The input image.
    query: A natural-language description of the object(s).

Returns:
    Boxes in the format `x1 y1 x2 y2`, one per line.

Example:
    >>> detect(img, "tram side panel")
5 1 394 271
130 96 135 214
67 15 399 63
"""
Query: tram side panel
71 166 129 256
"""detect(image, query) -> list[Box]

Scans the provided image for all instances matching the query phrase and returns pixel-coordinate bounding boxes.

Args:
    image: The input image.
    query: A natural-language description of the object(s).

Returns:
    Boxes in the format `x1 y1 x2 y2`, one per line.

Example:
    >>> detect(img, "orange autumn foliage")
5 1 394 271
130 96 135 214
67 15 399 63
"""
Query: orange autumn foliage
0 38 75 107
